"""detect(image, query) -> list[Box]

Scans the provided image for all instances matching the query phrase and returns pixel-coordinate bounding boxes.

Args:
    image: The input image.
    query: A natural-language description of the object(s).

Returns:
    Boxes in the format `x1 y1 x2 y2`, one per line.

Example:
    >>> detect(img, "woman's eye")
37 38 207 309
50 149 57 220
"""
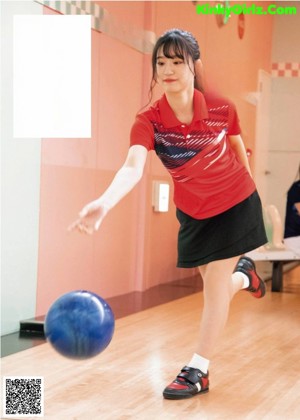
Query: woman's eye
157 61 165 66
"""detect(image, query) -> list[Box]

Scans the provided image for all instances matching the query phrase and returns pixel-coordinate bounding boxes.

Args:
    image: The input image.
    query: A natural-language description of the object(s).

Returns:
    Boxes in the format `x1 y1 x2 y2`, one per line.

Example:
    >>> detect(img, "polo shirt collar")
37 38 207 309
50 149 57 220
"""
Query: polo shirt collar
158 89 208 128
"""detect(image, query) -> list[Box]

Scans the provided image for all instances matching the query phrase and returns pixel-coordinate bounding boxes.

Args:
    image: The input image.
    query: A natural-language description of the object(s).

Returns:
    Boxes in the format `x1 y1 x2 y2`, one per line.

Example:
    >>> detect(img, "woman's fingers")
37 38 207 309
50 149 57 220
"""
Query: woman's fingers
67 218 81 232
68 201 105 234
68 218 95 234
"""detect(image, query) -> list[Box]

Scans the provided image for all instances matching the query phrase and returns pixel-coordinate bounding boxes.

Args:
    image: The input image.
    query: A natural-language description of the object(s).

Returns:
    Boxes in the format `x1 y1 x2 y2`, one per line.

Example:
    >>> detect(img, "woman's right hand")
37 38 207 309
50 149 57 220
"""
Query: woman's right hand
68 199 110 235
68 146 148 235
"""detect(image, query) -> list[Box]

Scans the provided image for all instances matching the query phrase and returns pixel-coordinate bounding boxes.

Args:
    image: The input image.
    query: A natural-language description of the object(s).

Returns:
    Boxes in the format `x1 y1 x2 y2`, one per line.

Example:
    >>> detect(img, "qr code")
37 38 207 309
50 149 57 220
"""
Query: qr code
3 376 44 418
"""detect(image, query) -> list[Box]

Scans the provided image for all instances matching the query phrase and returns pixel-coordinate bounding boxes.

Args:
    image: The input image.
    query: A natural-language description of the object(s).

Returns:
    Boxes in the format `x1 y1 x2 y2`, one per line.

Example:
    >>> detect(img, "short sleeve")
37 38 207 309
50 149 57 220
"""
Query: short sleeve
227 101 241 135
130 113 155 151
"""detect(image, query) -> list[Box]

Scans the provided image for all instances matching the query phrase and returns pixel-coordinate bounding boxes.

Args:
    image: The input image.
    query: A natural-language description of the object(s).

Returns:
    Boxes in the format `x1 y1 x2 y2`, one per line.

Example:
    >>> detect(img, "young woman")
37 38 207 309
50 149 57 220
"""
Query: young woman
71 29 267 400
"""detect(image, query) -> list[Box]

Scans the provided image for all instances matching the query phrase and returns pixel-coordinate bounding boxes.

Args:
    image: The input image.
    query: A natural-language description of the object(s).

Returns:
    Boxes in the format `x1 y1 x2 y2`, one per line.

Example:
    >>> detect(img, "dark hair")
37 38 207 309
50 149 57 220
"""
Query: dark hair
148 29 202 103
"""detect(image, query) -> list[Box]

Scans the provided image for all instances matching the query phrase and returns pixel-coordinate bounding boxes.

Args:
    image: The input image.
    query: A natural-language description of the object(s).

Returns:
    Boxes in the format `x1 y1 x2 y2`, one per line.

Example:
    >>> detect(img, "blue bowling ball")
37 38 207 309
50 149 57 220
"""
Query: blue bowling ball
45 290 115 360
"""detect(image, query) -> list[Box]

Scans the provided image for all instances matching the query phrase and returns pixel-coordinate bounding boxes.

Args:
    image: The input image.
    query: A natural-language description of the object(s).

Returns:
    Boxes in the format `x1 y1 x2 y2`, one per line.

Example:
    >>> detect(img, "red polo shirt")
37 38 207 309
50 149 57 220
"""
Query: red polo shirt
130 89 256 219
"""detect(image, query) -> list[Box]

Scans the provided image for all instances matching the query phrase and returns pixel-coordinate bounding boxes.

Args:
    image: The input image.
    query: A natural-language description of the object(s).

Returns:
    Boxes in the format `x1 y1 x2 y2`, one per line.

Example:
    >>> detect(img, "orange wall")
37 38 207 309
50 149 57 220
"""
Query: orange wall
36 1 273 315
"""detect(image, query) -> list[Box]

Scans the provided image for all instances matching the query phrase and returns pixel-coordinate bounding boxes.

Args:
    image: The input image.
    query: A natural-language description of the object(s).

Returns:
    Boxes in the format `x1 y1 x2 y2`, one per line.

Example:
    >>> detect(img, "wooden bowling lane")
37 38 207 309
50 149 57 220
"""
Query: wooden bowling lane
1 266 300 419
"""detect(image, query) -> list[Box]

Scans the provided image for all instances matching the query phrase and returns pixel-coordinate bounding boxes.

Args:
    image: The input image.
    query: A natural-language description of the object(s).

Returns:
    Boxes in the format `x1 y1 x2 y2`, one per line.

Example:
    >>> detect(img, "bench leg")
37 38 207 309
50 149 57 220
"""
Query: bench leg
271 261 283 292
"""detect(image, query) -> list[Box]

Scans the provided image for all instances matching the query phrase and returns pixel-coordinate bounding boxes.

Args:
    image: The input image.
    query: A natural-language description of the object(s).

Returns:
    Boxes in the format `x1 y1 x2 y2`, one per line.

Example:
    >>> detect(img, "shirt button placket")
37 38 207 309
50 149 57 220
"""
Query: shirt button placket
180 125 190 151
185 133 191 152
180 125 188 148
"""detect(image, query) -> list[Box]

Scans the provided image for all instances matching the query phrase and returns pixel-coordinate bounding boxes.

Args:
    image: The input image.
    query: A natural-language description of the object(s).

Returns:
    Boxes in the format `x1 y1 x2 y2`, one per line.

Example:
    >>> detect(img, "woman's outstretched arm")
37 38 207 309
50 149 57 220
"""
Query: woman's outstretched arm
69 145 148 234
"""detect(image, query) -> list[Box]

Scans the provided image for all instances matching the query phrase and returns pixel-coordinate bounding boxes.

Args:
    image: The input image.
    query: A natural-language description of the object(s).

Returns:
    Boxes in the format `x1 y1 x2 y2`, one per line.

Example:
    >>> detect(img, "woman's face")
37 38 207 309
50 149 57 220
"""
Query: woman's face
155 47 195 94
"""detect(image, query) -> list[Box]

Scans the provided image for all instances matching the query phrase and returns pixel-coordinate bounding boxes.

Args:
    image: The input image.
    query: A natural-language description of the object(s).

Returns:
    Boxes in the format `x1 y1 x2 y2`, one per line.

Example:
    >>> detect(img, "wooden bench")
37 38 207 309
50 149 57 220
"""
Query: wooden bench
246 237 300 292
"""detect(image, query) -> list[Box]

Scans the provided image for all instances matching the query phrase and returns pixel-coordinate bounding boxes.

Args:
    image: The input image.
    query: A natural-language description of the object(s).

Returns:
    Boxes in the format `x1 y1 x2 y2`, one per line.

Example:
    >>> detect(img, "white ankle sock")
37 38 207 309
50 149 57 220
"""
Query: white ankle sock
188 353 210 373
232 272 250 289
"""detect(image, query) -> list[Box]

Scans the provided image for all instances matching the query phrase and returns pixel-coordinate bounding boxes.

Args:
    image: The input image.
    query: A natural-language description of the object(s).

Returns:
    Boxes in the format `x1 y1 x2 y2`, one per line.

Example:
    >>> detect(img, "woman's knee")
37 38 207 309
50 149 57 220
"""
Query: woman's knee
200 257 240 291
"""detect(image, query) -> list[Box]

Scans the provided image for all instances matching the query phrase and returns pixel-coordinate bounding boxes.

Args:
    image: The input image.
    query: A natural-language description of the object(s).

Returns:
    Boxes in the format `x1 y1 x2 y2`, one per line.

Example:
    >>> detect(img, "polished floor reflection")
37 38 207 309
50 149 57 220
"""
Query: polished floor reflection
2 265 299 419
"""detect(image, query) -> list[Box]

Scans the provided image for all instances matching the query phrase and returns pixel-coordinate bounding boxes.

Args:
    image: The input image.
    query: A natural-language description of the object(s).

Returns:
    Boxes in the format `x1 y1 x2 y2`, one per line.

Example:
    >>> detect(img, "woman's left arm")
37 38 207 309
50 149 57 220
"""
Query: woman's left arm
228 134 252 178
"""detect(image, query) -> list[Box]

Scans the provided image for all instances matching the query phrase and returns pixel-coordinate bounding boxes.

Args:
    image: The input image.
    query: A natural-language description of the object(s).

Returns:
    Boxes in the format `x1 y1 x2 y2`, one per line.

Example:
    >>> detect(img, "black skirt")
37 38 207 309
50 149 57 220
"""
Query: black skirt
177 190 267 267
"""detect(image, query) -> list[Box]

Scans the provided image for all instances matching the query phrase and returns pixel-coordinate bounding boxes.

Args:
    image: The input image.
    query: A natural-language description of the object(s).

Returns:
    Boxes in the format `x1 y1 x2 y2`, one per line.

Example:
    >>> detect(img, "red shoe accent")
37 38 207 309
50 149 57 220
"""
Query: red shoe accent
234 257 266 298
201 377 209 389
167 381 189 390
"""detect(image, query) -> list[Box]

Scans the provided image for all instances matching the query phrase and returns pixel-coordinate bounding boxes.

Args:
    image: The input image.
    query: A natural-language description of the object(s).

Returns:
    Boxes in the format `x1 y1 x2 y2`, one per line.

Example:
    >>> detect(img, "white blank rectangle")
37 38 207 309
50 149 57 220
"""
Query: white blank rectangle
13 15 91 138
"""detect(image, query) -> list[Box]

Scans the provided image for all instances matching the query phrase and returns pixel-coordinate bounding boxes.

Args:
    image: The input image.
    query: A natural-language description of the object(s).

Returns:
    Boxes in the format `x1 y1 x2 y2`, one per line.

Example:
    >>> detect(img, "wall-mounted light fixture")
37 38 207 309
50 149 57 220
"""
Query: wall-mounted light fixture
152 181 170 212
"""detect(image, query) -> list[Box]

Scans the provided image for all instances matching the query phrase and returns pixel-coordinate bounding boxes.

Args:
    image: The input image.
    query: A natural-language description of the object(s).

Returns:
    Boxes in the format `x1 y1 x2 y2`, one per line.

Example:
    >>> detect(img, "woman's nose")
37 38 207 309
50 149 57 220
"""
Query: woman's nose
164 62 174 74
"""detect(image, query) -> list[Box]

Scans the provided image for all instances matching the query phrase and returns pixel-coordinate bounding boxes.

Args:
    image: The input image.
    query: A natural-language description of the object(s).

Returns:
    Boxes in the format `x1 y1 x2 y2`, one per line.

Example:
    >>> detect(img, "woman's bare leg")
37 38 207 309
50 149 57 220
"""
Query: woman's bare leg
196 256 242 359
